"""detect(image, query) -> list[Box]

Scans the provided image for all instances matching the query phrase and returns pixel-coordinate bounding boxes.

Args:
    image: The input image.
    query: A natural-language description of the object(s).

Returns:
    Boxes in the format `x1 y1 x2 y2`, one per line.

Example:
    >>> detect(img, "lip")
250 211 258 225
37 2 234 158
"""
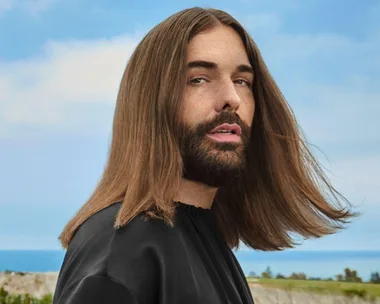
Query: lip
208 123 242 136
206 133 241 143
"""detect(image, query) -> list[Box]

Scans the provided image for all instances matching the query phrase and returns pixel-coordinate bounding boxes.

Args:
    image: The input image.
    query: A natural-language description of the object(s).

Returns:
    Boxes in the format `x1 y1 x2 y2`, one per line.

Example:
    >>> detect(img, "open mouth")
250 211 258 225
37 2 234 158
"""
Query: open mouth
208 123 242 136
211 130 237 135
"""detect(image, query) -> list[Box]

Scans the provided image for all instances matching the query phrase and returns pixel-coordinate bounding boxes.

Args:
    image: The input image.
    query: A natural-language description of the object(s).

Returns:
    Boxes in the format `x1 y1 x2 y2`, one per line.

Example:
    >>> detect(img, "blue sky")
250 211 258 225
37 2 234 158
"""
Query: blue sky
0 0 379 250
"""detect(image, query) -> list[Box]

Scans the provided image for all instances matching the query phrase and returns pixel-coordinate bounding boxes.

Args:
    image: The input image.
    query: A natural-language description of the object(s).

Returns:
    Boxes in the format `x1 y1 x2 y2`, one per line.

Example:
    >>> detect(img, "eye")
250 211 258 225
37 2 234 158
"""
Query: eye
235 79 251 87
189 77 208 85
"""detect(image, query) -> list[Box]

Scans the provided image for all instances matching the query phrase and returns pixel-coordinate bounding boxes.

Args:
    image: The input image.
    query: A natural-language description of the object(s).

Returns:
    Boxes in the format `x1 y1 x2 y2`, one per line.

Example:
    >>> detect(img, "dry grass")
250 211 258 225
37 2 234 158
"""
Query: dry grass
0 272 58 299
249 278 380 304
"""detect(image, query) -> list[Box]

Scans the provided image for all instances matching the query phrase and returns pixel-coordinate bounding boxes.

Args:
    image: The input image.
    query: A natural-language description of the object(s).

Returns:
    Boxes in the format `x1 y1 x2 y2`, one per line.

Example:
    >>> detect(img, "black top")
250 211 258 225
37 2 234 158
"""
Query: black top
53 201 254 304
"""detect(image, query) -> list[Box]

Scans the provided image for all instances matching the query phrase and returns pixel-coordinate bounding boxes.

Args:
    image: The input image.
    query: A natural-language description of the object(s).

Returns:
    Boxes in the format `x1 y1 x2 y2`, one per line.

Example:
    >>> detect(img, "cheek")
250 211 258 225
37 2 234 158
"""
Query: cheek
181 95 210 125
185 107 209 126
181 102 200 126
249 103 255 127
240 101 255 128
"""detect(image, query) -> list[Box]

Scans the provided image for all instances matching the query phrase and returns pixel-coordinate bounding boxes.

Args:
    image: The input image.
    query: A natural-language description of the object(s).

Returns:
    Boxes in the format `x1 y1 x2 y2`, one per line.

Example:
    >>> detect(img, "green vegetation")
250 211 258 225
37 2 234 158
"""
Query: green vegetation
248 278 380 300
0 287 52 304
371 272 380 284
247 266 380 301
2 271 25 276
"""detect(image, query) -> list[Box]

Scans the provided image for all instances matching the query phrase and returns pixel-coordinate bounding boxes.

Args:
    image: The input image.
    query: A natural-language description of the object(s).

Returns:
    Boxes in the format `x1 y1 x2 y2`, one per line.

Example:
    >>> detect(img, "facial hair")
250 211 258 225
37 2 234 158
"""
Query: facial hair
179 111 251 188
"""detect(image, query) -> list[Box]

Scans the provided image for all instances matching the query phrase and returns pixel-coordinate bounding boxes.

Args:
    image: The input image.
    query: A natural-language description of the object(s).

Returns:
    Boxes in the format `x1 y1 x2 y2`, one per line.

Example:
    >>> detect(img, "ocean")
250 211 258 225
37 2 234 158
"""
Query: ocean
0 250 379 282
234 250 380 282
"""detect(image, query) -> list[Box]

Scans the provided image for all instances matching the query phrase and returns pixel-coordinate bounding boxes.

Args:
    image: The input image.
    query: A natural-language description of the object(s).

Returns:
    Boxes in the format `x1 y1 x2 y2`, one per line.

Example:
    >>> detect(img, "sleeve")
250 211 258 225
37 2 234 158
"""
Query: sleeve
56 275 140 304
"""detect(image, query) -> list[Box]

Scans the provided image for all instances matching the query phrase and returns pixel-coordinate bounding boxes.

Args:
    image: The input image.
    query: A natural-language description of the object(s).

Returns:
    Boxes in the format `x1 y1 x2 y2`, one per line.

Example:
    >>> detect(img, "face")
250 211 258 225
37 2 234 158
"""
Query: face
179 25 255 187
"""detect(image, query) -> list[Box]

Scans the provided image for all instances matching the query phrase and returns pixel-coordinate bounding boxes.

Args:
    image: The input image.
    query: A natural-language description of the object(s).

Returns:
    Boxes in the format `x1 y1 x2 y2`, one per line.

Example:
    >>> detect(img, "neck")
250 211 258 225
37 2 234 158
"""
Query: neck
173 178 218 210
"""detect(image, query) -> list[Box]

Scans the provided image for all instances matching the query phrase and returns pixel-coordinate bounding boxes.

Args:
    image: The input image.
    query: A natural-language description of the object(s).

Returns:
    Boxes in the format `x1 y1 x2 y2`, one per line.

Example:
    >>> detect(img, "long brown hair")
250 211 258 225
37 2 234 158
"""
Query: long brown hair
59 7 356 250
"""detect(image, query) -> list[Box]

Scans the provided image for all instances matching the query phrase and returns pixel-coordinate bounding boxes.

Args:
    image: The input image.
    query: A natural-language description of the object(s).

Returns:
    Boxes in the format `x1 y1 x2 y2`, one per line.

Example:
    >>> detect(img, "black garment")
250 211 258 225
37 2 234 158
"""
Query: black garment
53 201 254 304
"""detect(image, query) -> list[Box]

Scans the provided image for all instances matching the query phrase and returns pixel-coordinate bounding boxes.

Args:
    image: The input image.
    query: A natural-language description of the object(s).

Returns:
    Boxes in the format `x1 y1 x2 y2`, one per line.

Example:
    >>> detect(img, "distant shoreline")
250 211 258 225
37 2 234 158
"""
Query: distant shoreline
2 249 380 280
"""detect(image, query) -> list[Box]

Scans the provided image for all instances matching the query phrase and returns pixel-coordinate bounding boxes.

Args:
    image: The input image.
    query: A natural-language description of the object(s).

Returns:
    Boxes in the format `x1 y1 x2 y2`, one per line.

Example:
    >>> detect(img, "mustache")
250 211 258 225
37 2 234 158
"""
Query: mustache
178 111 251 145
198 112 244 134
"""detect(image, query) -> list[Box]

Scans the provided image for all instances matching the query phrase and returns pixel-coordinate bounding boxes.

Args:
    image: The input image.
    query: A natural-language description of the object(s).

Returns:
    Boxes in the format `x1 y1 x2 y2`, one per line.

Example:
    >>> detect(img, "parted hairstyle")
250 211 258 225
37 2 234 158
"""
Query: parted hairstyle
59 7 356 250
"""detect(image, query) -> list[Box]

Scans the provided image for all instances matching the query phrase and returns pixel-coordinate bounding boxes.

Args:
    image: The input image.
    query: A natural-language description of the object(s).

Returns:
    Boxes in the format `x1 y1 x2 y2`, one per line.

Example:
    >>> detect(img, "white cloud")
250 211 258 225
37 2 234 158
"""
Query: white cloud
241 13 280 32
292 82 380 144
0 0 12 11
0 35 139 137
327 155 380 206
239 12 380 145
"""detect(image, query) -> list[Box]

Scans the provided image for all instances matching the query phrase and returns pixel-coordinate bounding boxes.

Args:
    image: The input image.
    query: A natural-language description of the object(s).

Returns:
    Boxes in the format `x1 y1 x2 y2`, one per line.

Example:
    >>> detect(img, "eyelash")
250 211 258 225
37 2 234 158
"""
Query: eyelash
189 77 252 87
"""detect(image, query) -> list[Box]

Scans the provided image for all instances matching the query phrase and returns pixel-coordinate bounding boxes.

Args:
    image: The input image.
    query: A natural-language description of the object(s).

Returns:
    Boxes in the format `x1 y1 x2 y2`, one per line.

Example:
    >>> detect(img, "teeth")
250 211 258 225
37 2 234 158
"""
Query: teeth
216 130 233 133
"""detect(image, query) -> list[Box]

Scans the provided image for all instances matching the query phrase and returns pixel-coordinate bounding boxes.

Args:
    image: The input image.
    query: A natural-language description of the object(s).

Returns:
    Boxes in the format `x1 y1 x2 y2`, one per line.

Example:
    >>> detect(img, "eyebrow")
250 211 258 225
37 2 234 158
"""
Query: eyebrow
187 60 254 76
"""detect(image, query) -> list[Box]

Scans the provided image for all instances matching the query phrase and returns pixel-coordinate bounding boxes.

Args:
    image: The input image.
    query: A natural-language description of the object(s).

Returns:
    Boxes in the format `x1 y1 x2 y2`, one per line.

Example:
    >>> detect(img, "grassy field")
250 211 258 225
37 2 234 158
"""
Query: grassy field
247 277 380 300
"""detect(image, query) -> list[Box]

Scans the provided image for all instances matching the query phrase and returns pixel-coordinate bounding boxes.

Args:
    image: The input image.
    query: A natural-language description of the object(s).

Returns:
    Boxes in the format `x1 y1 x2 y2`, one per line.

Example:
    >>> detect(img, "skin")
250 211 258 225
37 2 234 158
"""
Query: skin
173 25 255 210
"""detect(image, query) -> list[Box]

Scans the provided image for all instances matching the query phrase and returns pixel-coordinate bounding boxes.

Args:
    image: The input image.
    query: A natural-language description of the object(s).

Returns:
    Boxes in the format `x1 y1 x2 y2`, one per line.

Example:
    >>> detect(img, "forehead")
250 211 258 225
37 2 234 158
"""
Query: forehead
186 25 250 65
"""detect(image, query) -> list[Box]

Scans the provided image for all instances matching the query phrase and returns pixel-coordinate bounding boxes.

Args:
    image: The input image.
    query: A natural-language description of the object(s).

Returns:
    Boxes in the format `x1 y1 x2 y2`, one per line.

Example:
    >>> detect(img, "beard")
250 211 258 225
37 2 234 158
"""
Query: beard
179 111 251 188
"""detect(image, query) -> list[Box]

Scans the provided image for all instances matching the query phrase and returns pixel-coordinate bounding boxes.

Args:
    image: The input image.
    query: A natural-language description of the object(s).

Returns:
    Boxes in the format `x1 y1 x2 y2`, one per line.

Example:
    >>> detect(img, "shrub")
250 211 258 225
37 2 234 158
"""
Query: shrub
288 272 307 280
370 272 380 284
39 294 53 304
0 287 53 304
342 288 367 299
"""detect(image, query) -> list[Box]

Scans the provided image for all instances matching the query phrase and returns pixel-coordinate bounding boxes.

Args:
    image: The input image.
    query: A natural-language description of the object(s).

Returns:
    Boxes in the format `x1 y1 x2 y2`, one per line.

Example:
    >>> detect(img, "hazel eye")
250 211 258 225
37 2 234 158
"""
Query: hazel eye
235 79 251 87
189 77 208 85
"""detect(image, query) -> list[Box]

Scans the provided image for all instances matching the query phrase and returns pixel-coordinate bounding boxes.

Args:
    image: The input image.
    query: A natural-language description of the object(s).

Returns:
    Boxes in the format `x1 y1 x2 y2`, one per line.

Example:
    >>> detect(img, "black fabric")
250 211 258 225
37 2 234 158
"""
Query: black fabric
53 201 254 304
58 275 140 304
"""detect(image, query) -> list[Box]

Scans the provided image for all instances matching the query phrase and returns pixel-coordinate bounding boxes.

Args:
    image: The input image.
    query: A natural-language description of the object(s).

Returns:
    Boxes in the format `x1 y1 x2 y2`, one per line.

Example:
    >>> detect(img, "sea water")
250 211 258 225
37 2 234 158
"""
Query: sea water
0 250 379 282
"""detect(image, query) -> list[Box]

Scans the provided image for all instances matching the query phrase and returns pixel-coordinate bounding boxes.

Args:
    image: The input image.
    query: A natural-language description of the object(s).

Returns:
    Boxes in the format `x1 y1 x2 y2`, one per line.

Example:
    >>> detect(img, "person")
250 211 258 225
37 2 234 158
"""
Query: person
52 7 355 304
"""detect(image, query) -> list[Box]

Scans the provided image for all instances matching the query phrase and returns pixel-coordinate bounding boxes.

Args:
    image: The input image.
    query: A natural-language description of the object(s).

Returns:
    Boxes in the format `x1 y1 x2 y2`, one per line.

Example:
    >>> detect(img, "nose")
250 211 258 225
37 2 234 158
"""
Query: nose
215 80 241 112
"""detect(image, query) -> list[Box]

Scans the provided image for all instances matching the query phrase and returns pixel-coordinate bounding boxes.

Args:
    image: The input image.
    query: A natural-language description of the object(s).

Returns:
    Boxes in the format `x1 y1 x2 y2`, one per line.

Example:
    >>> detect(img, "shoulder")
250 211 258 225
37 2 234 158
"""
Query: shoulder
55 203 124 298
68 202 122 252
57 203 183 303
109 205 185 263
106 207 181 269
54 274 140 304
106 208 182 302
67 202 179 268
